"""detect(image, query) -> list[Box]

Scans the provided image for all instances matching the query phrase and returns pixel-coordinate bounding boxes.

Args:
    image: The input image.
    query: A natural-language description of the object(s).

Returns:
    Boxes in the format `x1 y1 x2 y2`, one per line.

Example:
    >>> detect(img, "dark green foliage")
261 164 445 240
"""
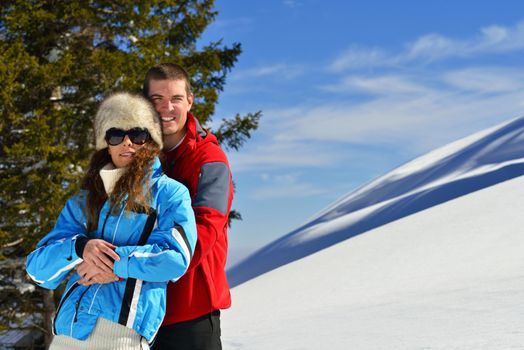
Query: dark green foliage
228 209 242 227
0 0 258 340
215 111 262 151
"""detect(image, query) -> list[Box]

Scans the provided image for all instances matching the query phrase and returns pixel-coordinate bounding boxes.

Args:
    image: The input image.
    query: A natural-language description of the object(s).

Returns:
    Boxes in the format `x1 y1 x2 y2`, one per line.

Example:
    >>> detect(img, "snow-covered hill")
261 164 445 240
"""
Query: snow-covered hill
227 117 524 287
223 175 524 349
223 117 524 349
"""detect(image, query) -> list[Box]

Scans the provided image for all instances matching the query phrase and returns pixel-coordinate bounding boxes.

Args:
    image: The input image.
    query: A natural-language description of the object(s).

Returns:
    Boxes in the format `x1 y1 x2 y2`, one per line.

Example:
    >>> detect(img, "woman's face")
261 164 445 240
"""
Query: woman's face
106 128 150 168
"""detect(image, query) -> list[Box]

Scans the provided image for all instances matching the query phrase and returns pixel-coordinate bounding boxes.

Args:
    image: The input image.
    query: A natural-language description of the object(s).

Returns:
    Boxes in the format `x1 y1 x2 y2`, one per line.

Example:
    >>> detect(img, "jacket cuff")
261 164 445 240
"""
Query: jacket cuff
113 247 128 278
75 236 90 259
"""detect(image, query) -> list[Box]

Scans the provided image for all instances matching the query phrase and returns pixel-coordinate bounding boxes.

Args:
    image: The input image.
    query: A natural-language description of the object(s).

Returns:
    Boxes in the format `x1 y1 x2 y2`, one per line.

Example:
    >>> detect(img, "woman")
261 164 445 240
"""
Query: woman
26 92 197 349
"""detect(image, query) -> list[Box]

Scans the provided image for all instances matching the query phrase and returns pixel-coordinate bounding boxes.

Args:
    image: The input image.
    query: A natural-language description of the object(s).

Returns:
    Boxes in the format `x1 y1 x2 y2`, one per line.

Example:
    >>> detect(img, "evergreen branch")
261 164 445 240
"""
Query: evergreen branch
215 111 262 151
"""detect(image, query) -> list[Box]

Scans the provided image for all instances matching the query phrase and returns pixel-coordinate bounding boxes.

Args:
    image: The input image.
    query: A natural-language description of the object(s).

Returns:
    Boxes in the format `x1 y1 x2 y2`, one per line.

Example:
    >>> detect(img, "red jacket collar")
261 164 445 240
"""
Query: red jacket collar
164 112 216 161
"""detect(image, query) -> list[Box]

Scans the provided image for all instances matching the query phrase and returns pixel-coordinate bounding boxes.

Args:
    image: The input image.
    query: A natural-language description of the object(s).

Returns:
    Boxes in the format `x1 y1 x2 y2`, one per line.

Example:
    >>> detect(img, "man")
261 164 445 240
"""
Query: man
144 63 233 350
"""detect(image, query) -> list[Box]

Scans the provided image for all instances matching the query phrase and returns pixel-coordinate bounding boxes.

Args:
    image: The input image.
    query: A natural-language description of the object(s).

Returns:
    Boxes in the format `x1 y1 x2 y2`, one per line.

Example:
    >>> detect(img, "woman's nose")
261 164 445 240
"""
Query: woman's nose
122 135 133 146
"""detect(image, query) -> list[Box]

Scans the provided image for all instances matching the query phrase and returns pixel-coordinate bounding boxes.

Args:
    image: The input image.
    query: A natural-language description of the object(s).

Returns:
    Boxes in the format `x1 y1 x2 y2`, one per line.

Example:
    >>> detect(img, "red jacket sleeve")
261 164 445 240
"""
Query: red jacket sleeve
187 160 233 270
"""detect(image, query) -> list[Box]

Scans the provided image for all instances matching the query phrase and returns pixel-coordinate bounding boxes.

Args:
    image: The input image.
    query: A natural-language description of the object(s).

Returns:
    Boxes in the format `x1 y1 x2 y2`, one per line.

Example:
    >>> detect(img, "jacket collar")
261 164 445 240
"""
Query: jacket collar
165 112 209 160
151 157 163 181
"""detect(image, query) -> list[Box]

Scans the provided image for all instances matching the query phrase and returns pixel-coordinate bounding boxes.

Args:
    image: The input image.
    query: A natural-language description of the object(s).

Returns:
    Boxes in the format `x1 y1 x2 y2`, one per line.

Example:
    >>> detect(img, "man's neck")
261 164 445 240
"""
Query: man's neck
163 130 187 151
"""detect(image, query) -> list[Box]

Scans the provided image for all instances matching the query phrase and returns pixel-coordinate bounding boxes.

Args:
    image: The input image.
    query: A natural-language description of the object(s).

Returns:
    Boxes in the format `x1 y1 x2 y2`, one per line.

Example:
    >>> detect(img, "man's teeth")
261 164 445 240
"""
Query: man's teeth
161 116 176 122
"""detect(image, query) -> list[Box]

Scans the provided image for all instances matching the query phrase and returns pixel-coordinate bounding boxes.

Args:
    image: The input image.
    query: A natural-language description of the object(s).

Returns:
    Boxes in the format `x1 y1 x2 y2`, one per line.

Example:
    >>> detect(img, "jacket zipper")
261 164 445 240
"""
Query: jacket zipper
55 205 113 336
53 281 80 334
73 286 92 322
100 209 111 241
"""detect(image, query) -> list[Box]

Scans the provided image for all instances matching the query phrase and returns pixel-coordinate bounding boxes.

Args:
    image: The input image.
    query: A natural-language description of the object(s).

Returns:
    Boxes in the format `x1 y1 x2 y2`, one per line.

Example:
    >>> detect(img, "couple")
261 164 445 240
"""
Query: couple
26 63 233 350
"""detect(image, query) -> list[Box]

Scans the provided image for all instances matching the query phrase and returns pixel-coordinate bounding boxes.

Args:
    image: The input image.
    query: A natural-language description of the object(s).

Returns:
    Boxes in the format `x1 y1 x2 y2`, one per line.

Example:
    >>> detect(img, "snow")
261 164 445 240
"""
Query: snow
223 116 524 349
223 175 524 349
227 116 524 287
22 160 46 174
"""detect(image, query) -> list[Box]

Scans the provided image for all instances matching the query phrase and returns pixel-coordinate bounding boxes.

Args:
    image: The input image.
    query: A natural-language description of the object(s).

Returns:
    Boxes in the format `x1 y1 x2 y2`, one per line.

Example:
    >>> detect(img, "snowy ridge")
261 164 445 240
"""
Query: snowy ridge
227 116 524 287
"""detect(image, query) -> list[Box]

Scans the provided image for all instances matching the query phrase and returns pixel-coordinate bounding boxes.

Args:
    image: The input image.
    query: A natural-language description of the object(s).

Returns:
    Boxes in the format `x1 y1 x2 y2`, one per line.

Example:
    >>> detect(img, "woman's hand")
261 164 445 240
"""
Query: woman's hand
76 261 120 286
82 239 120 273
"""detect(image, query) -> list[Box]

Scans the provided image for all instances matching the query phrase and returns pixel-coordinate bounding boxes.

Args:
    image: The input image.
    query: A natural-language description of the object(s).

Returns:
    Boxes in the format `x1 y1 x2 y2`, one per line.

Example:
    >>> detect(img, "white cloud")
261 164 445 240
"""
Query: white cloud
251 173 326 199
328 47 389 72
442 68 524 93
276 69 524 149
227 20 524 174
228 140 338 172
231 63 304 81
403 33 458 61
330 20 524 71
322 75 430 95
230 66 524 173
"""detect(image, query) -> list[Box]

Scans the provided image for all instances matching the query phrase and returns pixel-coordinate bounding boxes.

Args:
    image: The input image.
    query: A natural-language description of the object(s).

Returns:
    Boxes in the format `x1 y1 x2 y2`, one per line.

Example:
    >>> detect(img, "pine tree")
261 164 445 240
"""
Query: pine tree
0 0 259 345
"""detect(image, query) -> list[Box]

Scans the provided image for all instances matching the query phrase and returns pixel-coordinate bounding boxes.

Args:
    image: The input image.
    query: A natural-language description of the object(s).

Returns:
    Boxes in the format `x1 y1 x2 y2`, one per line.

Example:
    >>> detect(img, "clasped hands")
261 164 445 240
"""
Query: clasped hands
76 239 121 286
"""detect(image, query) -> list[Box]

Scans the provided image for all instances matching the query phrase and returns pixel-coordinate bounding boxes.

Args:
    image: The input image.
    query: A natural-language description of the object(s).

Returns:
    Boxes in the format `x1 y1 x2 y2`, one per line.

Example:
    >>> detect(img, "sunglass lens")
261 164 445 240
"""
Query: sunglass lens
128 129 150 145
106 128 126 146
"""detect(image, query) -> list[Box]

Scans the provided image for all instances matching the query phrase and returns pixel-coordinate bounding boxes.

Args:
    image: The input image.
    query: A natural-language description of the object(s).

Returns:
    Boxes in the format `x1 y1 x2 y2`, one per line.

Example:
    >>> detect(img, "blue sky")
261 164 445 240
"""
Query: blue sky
197 0 524 265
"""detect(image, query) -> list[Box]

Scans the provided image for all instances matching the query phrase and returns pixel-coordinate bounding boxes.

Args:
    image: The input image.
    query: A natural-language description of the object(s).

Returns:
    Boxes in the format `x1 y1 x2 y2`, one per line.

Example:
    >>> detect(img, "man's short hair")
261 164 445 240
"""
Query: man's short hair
142 63 192 97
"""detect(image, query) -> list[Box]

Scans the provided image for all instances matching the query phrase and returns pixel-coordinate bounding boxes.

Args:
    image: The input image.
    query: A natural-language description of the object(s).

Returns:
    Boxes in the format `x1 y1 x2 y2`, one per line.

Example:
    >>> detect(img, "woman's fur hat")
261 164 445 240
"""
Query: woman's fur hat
94 92 163 150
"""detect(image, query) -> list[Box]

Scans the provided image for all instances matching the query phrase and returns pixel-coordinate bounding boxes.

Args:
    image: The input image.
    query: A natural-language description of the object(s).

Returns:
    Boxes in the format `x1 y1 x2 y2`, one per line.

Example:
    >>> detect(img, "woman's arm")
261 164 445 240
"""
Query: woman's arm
113 185 197 282
76 261 120 285
26 197 88 290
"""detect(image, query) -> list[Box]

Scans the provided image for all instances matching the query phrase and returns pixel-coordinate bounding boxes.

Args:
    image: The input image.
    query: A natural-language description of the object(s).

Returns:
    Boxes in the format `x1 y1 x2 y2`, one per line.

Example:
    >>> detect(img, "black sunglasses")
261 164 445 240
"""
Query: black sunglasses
105 127 151 146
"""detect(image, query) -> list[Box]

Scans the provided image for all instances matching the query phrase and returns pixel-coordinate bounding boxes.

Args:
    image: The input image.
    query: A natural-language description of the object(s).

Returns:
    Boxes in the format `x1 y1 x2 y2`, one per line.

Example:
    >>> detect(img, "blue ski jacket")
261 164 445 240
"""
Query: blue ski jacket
26 158 197 343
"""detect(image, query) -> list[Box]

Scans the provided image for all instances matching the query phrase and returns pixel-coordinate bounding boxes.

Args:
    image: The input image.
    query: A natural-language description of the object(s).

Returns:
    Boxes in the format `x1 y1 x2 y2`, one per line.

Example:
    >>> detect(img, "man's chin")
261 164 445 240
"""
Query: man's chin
162 128 180 136
162 122 179 132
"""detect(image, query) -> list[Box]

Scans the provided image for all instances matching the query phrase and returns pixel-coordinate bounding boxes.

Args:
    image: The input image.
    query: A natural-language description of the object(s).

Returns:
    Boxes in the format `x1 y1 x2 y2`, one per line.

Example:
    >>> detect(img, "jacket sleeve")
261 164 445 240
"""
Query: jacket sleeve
113 184 197 282
25 196 87 290
187 160 232 270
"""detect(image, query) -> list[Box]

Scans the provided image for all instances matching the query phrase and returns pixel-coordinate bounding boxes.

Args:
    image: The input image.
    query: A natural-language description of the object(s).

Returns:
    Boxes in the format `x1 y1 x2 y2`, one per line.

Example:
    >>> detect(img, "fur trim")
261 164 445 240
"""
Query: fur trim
94 92 163 150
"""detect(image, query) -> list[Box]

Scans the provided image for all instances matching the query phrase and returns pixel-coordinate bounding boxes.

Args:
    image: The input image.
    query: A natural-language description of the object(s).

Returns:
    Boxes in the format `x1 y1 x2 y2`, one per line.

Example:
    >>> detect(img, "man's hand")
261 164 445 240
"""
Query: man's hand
76 261 120 286
82 239 120 273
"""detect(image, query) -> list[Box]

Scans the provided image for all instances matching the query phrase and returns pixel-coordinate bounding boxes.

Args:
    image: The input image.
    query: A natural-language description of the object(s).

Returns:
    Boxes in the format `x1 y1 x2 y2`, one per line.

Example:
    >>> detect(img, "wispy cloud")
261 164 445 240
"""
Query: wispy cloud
228 20 524 174
322 75 431 95
228 139 338 172
329 20 524 71
277 68 524 148
404 22 524 61
329 47 389 72
230 66 524 172
324 67 524 95
441 68 524 93
251 173 326 199
231 63 305 81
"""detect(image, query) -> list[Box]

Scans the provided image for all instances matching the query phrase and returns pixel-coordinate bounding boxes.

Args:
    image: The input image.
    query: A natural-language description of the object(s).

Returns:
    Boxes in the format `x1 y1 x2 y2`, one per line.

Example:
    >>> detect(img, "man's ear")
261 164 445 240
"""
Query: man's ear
187 93 194 111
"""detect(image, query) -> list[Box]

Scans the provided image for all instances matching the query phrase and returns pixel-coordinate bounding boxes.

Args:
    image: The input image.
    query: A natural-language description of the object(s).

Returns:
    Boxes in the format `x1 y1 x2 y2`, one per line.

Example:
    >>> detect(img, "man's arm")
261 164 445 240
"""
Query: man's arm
188 161 233 269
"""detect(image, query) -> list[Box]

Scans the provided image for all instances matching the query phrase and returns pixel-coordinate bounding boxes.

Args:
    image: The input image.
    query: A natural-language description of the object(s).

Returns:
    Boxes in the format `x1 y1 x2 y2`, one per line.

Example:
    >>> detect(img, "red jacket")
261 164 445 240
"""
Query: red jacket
161 113 233 324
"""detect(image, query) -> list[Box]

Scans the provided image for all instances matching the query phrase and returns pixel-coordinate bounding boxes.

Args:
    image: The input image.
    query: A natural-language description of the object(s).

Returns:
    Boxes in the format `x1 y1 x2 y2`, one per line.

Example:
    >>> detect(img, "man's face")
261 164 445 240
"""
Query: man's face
148 79 193 140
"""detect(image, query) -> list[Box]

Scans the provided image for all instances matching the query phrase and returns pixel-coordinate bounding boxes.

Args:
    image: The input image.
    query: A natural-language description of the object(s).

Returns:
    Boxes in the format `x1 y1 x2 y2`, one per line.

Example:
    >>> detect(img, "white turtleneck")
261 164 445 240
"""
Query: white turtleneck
99 163 127 194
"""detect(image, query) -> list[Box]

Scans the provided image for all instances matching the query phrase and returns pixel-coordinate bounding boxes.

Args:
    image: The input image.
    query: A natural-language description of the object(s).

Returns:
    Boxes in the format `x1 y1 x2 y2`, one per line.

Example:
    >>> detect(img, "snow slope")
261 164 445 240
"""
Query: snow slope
227 116 524 287
223 174 524 349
